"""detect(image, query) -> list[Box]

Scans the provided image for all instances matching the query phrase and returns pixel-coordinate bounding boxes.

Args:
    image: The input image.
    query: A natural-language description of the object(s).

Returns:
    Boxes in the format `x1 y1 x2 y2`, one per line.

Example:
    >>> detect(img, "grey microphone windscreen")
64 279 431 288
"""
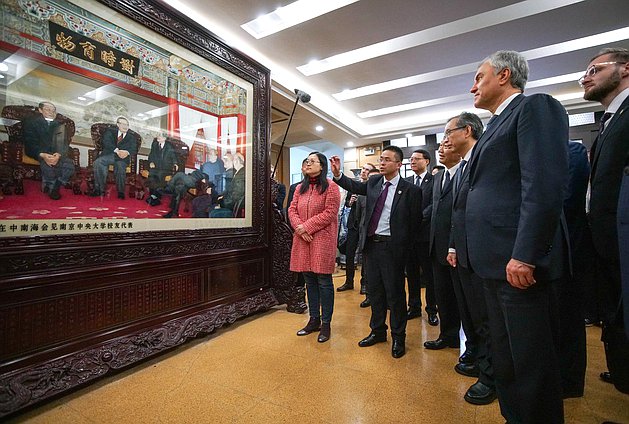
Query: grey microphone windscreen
294 89 311 103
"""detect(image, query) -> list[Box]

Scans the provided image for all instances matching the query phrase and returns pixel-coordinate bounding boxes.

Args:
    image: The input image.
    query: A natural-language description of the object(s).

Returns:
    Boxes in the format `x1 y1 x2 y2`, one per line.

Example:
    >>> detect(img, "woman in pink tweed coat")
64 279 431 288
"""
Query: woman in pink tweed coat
288 152 340 343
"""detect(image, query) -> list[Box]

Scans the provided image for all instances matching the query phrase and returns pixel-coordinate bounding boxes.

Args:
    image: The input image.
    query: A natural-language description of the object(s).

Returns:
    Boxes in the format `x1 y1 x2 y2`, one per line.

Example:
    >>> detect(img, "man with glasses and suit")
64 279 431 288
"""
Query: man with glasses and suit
330 146 422 359
580 47 629 394
405 149 438 326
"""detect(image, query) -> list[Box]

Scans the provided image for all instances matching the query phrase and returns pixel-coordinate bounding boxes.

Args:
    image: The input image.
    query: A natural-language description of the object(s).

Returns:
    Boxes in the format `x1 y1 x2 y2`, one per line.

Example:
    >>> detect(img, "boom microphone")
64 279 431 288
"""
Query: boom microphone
271 89 311 180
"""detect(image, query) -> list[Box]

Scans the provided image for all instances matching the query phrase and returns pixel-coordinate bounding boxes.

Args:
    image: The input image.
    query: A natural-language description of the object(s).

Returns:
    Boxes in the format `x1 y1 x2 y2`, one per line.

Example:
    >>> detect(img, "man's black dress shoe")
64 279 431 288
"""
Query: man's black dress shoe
455 362 479 377
459 350 475 364
337 282 354 291
428 312 439 326
88 190 102 197
358 333 386 347
423 338 459 350
407 308 422 320
360 298 371 308
118 192 125 199
464 380 497 405
392 338 405 358
600 371 613 384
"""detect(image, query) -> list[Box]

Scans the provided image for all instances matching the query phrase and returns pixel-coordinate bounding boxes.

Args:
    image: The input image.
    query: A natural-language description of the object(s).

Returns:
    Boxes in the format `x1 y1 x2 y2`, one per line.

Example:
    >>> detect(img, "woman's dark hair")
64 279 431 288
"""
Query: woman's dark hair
299 151 329 194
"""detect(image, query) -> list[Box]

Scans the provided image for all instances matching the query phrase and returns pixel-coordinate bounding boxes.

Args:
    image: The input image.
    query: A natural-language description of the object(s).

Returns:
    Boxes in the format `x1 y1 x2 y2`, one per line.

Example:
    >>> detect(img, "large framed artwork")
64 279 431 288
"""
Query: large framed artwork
0 0 259 236
0 0 287 418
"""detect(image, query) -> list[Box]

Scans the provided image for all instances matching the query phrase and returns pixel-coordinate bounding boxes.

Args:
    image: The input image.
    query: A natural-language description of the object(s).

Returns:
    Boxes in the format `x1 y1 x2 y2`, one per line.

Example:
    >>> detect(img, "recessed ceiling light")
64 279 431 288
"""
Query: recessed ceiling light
315 125 324 132
0 63 8 72
241 0 359 39
405 133 412 138
77 96 86 101
333 26 629 101
0 75 4 79
298 0 586 76
346 141 354 147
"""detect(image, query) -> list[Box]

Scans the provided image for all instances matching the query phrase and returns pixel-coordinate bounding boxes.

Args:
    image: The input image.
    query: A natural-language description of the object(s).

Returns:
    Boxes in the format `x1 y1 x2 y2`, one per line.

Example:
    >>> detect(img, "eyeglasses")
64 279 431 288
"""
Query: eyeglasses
443 126 466 138
578 61 627 87
305 159 320 165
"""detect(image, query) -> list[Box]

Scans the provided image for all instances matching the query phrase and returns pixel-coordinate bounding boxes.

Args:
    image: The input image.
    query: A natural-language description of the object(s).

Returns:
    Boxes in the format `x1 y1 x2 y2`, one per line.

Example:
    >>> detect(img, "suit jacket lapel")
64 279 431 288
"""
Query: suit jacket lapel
391 177 403 213
592 98 629 172
468 94 525 183
366 176 384 223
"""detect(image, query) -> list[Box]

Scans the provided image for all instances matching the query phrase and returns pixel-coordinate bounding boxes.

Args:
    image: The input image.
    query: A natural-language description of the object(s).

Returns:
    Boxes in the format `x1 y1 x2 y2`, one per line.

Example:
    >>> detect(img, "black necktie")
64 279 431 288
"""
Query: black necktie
368 181 391 236
442 170 451 189
454 160 467 193
600 112 613 134
415 175 421 186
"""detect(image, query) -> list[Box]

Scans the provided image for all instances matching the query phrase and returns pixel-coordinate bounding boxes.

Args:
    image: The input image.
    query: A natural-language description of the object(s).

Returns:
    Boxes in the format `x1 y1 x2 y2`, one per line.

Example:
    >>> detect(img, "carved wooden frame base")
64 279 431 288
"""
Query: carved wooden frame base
0 290 278 418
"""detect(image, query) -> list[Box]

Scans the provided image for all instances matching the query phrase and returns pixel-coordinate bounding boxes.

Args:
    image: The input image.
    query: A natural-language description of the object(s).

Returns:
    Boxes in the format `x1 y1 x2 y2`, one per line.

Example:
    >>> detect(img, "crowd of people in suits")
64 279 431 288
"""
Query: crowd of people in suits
286 47 629 424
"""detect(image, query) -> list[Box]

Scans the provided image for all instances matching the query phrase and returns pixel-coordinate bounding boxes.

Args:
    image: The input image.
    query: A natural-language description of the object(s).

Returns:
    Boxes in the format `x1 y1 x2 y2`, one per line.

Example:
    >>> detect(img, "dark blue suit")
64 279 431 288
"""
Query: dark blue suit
590 94 629 394
620 166 629 340
405 173 436 315
466 94 568 423
428 170 461 344
450 157 494 390
557 141 590 397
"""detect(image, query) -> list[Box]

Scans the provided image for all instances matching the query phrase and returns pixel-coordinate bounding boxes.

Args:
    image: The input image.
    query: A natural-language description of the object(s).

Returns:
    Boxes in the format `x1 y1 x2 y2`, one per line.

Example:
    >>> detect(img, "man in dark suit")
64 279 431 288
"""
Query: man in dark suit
619 165 629 341
23 101 75 200
330 146 422 358
146 133 178 196
425 141 463 354
465 50 569 423
405 149 437 325
444 111 496 406
91 116 138 199
581 47 629 394
557 141 590 398
337 163 376 292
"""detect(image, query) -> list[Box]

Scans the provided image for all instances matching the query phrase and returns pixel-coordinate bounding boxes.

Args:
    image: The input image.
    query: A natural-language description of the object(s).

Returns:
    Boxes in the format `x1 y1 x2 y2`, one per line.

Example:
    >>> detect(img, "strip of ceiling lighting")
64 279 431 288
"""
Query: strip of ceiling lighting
241 0 359 39
358 72 584 118
337 26 629 101
298 0 585 76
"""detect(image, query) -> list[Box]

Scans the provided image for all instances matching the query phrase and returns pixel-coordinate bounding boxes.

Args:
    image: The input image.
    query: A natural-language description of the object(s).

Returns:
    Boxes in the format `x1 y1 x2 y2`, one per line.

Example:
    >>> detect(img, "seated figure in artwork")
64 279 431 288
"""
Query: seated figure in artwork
145 132 178 197
23 101 75 200
200 148 225 192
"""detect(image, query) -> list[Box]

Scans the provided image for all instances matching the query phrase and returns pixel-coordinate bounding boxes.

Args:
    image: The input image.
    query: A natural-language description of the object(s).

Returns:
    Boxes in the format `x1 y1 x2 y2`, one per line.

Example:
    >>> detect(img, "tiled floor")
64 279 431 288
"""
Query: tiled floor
8 270 629 423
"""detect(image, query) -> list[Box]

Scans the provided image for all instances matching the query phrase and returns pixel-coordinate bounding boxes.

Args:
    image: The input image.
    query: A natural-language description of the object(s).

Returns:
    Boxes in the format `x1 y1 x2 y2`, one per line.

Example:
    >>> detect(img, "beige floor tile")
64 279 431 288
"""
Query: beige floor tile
8 273 629 423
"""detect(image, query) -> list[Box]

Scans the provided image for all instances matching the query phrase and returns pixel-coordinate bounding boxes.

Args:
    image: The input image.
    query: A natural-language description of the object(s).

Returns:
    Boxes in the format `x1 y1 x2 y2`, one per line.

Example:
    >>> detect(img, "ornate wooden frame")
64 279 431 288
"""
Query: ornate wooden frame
0 0 306 418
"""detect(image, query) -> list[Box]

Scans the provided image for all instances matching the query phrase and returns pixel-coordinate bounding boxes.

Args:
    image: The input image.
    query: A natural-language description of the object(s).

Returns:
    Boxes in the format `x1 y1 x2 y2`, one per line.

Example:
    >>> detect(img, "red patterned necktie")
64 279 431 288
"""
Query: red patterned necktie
117 133 123 143
367 181 391 236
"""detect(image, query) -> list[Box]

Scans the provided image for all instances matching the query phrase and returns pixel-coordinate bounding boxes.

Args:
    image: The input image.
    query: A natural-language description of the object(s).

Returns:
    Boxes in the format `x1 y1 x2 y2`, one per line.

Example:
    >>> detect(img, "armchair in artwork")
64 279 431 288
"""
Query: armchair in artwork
86 123 142 197
137 135 189 200
1 105 80 195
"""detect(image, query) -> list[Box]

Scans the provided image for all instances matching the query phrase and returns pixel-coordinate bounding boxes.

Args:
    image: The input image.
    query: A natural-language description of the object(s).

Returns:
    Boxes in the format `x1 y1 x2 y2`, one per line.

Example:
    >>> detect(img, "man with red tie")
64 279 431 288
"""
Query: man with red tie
91 116 138 199
330 146 422 358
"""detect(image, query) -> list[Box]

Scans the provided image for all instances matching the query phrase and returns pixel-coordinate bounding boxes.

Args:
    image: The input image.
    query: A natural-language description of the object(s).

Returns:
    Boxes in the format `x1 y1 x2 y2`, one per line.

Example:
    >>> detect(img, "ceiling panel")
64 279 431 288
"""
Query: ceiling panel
169 0 629 147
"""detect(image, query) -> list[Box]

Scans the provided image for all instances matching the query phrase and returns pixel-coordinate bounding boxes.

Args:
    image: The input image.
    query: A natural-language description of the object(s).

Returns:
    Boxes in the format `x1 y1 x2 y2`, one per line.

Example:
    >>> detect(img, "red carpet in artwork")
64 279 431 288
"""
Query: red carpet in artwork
0 180 192 220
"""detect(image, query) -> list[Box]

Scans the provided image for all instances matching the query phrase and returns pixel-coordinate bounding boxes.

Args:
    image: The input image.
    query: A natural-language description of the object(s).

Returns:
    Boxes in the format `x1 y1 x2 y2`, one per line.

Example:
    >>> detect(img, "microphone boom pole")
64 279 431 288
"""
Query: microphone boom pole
271 89 310 180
